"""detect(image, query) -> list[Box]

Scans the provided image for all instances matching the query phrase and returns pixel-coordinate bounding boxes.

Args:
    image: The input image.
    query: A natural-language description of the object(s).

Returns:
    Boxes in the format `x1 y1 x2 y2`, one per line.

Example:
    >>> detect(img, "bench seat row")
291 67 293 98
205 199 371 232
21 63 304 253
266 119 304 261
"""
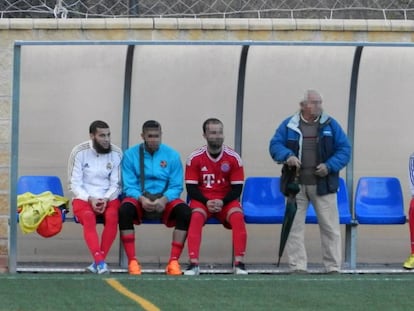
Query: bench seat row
242 176 406 225
17 175 407 226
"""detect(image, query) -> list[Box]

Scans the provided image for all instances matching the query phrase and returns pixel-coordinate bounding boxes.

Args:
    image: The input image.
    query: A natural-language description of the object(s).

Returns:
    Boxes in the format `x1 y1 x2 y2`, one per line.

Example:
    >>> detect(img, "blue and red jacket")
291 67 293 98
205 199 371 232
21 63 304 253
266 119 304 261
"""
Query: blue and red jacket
122 143 184 202
269 112 351 195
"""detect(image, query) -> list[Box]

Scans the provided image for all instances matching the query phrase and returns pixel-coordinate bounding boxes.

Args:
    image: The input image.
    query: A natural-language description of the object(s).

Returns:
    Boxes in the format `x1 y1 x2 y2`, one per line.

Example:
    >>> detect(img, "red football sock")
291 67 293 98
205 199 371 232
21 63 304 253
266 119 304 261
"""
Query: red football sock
100 204 119 259
187 211 205 262
120 232 136 261
169 241 184 262
81 210 104 263
228 212 247 259
409 199 414 254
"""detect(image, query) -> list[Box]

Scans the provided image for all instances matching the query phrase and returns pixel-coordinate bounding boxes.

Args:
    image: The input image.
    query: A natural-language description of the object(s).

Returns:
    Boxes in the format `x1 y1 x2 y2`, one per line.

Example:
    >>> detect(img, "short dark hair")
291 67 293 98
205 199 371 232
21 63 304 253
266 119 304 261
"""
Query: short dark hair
89 120 109 134
142 120 161 132
202 118 222 134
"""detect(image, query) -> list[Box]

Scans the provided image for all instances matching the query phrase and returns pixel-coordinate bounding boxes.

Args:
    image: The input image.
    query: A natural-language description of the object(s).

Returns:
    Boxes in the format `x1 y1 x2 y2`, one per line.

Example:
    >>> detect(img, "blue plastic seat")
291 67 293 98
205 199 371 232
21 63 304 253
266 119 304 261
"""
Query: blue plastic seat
242 177 285 224
17 175 64 196
305 177 352 224
17 175 67 221
355 177 406 224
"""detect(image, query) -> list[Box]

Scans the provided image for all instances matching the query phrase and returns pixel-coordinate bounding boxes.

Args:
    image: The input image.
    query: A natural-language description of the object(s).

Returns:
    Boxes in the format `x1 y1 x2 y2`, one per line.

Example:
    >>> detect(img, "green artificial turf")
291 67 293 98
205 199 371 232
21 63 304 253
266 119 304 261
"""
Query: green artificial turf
0 273 412 311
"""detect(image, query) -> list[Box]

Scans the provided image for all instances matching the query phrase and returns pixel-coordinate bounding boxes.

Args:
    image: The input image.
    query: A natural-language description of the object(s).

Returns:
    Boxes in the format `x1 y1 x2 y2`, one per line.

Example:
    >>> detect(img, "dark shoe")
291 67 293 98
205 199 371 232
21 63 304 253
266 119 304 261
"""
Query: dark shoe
184 263 200 276
234 262 248 275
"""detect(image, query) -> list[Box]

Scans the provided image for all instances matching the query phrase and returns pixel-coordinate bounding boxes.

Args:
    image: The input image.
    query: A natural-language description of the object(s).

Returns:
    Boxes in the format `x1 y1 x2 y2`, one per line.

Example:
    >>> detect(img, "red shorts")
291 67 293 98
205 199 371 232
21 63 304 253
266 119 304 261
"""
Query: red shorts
72 198 120 224
121 197 185 228
189 199 242 229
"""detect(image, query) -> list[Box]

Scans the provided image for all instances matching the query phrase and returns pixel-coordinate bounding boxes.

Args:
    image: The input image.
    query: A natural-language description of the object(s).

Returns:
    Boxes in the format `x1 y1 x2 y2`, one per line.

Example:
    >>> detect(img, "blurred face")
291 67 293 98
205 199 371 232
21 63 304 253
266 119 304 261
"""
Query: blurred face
302 92 322 119
142 128 162 153
204 122 224 151
91 127 111 154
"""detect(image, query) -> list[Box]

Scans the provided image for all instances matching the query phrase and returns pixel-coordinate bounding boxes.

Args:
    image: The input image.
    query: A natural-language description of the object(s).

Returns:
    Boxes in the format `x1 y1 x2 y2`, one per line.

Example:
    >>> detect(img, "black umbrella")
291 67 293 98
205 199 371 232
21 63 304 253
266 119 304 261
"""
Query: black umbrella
277 165 300 267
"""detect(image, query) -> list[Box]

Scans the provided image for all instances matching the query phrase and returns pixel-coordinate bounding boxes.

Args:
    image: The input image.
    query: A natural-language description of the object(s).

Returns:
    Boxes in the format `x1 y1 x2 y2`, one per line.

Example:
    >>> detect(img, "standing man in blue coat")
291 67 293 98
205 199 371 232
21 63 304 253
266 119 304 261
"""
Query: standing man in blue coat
269 90 351 273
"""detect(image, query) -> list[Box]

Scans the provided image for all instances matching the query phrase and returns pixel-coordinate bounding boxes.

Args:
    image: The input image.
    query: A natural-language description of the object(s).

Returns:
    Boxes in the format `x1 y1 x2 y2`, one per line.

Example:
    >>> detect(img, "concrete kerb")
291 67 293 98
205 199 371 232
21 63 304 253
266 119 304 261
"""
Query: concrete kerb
1 18 407 32
13 262 413 274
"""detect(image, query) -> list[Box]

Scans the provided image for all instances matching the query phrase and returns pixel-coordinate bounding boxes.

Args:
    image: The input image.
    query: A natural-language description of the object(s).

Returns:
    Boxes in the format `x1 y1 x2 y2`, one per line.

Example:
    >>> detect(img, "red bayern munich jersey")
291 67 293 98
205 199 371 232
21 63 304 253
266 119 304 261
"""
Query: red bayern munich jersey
185 145 244 199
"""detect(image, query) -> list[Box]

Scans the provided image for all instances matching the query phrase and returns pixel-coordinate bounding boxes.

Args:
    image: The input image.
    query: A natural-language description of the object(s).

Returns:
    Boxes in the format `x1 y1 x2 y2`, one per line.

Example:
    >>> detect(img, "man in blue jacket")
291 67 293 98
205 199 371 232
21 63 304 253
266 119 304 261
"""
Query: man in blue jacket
269 90 351 273
119 120 191 275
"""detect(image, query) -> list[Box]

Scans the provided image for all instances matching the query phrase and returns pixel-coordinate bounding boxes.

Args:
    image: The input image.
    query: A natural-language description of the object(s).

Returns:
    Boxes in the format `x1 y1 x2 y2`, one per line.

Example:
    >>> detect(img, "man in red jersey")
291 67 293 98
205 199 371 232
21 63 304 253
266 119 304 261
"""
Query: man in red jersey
184 118 248 275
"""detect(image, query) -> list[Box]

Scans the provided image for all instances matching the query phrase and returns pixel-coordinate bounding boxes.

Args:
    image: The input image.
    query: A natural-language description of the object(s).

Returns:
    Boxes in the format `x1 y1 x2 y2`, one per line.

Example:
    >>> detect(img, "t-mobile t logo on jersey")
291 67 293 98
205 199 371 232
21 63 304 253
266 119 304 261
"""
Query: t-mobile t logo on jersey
203 174 215 188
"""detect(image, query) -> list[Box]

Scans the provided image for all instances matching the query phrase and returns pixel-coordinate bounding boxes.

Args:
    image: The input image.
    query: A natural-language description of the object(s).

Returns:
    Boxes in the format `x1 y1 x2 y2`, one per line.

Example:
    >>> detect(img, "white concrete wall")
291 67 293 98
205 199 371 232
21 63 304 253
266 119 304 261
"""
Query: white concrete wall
20 44 414 196
19 45 126 181
128 45 241 159
354 46 414 189
243 45 354 177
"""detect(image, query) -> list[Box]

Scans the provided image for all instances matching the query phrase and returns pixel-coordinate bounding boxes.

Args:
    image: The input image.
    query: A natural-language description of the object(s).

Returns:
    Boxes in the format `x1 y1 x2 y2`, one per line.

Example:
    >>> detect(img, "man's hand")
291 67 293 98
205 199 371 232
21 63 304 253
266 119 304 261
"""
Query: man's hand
207 199 223 213
315 163 329 177
153 196 168 213
140 196 156 212
140 195 167 213
89 197 107 214
286 156 301 168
